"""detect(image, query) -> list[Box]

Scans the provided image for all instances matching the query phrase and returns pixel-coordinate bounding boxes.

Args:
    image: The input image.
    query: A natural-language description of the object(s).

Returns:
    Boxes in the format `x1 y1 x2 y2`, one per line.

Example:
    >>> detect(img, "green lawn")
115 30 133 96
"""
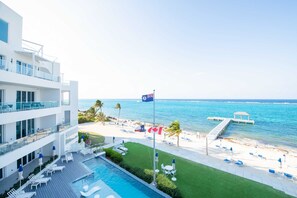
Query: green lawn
123 142 291 198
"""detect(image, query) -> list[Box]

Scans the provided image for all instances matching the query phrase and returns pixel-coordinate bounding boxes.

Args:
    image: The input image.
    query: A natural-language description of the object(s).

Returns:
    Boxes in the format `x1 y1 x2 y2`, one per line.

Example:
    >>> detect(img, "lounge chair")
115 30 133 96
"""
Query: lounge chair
51 165 65 172
80 148 92 156
7 188 36 198
118 146 128 152
80 186 101 197
224 158 232 163
45 165 55 176
235 160 244 167
171 169 177 176
62 153 74 163
284 173 293 180
113 147 125 155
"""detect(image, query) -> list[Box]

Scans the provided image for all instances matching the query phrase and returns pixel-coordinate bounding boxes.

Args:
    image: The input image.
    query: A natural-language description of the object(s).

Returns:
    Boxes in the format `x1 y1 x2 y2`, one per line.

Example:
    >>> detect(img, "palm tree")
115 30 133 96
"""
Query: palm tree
165 120 182 147
94 100 103 114
115 103 121 125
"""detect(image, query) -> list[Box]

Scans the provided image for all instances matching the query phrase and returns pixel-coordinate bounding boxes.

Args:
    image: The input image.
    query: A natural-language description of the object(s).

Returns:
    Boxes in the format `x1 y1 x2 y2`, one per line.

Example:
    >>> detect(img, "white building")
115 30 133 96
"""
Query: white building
0 2 78 182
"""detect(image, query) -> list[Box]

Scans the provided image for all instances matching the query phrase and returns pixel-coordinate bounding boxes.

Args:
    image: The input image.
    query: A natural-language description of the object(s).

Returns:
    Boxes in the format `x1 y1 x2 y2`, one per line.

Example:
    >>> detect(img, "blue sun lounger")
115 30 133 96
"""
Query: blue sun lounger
235 160 244 166
284 173 293 179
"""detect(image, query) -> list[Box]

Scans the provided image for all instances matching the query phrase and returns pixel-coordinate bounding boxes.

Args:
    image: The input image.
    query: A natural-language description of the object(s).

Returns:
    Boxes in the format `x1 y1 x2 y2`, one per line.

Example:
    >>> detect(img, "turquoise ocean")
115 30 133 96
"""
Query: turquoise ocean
79 99 297 148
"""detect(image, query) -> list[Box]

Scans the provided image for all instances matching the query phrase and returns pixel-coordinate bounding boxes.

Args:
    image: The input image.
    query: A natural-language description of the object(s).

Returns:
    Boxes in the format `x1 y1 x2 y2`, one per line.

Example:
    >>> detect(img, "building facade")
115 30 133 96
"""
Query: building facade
0 2 78 181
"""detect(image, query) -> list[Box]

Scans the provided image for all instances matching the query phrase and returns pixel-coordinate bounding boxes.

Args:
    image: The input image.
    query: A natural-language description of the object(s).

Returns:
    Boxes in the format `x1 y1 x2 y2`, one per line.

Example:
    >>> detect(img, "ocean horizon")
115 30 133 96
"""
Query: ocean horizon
79 99 297 148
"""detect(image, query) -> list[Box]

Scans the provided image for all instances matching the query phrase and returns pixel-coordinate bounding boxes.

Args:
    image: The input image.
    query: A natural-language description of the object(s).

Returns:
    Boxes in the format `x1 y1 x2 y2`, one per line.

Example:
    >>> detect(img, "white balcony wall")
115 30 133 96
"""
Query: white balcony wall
0 84 40 102
0 70 61 89
5 161 17 178
0 107 60 125
0 3 22 50
39 115 56 129
0 133 55 169
4 123 15 142
40 88 60 102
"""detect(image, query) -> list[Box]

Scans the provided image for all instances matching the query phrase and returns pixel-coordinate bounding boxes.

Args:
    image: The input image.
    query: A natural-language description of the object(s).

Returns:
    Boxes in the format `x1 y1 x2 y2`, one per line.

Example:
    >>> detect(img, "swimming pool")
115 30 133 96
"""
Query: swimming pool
71 157 165 198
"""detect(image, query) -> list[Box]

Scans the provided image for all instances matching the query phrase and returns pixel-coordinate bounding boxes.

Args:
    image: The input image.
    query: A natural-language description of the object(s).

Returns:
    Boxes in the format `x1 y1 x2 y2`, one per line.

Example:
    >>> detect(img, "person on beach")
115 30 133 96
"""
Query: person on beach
283 154 286 163
113 136 115 143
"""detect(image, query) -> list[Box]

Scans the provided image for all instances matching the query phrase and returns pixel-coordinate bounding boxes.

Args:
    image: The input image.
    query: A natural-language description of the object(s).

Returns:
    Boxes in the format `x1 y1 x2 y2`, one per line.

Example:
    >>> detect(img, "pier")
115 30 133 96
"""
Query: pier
207 112 255 141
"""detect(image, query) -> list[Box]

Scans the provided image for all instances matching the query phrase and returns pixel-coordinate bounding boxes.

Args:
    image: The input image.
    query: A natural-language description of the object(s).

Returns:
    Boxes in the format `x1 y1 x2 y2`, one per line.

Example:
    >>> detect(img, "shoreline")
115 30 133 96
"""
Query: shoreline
78 121 297 196
108 116 297 152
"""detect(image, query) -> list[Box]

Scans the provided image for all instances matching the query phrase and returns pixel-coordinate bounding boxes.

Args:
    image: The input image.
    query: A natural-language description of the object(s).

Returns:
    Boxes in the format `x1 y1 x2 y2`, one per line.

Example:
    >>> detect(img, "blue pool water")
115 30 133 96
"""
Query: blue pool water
79 99 297 148
71 157 164 198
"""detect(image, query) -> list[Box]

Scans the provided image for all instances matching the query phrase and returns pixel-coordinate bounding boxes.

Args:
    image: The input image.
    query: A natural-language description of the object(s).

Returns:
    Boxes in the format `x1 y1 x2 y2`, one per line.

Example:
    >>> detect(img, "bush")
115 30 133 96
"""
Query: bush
104 148 113 158
110 151 123 164
78 115 94 124
156 174 182 198
103 148 123 164
118 163 153 184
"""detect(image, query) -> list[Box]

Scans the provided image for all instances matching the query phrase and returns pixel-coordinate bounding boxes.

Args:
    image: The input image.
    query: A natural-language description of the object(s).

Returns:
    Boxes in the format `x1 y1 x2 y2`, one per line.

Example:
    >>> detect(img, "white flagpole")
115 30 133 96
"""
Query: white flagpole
153 89 156 186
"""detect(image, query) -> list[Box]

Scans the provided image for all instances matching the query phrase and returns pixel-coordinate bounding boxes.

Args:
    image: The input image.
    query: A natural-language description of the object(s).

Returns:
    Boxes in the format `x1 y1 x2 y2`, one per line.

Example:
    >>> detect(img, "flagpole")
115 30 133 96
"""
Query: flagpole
153 89 156 186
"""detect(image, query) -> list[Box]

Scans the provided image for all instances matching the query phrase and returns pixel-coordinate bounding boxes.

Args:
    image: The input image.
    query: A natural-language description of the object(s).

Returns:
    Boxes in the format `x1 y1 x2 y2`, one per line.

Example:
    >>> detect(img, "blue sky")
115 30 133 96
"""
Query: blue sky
2 0 297 99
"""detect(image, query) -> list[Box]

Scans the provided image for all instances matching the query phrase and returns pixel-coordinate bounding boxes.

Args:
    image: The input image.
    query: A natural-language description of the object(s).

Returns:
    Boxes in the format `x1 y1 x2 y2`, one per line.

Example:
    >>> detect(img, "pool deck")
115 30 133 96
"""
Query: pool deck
22 153 91 198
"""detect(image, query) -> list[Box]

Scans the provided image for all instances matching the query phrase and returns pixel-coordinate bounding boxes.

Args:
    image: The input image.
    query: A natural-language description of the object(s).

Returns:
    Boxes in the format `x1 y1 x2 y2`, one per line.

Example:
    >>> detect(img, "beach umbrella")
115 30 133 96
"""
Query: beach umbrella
39 153 43 171
172 158 176 170
52 146 56 158
18 164 23 187
278 158 282 168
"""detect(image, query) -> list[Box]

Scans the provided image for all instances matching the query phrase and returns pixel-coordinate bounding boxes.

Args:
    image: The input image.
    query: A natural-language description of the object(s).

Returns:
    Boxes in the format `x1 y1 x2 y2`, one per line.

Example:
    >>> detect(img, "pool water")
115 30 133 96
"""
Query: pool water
71 157 165 198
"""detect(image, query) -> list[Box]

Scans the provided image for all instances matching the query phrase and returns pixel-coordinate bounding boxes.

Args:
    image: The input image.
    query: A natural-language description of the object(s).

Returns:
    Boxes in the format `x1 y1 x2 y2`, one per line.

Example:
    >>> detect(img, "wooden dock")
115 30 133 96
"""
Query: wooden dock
207 116 255 140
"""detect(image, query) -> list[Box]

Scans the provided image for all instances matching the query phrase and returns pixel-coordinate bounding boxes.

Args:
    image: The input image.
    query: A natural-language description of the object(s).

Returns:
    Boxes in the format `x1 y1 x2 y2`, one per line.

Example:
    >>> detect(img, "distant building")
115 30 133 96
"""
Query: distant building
0 2 78 181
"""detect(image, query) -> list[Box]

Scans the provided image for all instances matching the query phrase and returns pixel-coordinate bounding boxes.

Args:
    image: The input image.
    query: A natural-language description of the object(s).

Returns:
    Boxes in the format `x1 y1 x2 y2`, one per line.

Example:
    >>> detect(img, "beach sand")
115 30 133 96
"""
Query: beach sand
78 120 297 196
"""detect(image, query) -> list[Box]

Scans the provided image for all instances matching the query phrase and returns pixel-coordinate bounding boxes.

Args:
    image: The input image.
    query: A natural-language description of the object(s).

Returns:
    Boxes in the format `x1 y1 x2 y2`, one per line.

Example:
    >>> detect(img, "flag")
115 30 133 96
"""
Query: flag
148 127 163 135
142 93 154 102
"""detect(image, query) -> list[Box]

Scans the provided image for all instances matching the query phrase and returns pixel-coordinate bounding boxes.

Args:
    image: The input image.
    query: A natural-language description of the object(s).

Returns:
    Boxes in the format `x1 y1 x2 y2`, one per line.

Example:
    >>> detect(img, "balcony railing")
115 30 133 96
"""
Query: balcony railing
0 64 60 82
0 120 78 155
0 101 59 114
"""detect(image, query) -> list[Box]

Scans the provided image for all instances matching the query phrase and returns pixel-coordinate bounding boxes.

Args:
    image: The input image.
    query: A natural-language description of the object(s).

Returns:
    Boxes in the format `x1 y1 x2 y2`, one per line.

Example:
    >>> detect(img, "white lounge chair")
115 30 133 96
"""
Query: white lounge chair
80 148 92 156
118 146 128 152
7 188 36 198
80 186 101 197
51 165 65 172
113 147 125 155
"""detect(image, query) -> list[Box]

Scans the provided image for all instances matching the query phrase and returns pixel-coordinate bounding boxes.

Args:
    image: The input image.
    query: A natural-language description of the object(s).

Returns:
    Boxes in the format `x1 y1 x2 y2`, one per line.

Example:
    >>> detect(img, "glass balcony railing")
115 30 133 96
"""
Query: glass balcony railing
0 101 59 114
0 59 5 70
0 120 78 156
0 64 60 82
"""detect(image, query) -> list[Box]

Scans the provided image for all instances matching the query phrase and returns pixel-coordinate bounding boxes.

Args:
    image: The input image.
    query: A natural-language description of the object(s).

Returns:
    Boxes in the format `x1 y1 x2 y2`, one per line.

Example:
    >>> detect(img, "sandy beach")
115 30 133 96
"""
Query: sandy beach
78 120 297 197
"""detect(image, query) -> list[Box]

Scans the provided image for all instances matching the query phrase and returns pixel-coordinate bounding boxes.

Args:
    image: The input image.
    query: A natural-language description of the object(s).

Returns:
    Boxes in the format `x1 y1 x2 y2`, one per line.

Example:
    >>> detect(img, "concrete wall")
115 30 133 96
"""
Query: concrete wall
0 2 22 50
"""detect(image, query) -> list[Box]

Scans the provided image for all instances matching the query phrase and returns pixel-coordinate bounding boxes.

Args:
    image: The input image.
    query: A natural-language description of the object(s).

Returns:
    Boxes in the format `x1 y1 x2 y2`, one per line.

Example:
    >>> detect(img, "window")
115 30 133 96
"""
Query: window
17 158 21 168
0 55 5 70
27 119 34 135
62 91 70 105
28 151 35 162
0 89 4 105
0 19 8 43
16 121 21 139
0 125 3 144
16 61 21 74
16 119 34 139
0 168 3 179
22 156 27 165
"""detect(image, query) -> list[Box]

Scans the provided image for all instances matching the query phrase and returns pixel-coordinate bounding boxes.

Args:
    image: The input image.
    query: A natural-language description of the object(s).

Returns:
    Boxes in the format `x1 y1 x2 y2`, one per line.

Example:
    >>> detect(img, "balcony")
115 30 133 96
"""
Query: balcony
0 64 60 82
0 101 59 114
0 120 78 156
